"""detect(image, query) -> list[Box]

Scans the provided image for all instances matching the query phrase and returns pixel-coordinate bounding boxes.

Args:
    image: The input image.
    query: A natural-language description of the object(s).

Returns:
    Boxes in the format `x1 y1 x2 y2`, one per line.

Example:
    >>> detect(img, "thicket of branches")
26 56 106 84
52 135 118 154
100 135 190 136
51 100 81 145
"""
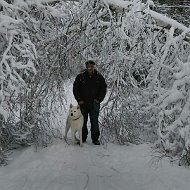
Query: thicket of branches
0 0 190 166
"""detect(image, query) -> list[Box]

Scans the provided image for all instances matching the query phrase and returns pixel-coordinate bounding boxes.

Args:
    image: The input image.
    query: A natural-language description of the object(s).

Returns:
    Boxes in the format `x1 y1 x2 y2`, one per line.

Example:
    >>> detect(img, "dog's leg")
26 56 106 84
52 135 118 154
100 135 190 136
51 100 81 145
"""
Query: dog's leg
74 131 80 143
74 130 79 144
71 128 76 145
64 117 70 142
79 129 83 147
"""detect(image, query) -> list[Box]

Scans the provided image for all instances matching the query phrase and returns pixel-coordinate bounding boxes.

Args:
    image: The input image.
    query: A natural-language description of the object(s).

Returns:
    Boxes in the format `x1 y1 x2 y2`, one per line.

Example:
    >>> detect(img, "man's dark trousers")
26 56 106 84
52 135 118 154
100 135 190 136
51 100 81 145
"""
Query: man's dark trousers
81 102 100 142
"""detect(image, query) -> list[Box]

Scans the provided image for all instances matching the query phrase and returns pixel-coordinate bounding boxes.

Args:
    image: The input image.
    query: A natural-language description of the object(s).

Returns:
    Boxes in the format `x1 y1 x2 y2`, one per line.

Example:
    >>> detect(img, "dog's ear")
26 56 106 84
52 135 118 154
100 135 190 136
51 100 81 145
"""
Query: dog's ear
70 104 73 108
77 105 80 109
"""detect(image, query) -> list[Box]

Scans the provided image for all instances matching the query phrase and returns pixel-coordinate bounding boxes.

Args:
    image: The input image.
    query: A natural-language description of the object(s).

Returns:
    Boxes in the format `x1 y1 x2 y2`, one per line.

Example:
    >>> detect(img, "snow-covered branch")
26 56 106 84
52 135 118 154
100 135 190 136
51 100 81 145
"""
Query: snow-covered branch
103 0 132 9
104 0 190 40
13 0 79 6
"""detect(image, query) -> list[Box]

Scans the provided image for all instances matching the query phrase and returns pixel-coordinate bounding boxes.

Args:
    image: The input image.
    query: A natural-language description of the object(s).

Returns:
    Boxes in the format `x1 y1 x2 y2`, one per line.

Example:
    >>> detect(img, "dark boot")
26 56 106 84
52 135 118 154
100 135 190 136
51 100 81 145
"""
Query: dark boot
92 140 100 145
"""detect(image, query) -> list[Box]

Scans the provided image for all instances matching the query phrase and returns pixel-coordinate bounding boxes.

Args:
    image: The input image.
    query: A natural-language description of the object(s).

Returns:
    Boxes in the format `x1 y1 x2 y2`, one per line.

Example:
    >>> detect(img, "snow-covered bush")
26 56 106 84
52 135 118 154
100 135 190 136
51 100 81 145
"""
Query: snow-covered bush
100 89 142 145
154 53 190 164
144 23 190 164
0 0 37 163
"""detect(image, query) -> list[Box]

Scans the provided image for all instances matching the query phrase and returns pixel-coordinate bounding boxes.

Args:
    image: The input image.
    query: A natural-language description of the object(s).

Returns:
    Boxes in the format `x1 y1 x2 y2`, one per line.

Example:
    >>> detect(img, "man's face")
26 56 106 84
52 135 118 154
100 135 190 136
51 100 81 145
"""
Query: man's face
86 63 95 75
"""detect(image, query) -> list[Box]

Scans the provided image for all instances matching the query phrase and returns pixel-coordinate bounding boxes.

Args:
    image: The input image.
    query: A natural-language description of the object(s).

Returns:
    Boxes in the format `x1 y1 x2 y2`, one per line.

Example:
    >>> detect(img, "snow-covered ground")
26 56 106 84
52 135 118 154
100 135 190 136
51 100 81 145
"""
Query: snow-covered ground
0 142 190 190
0 79 190 190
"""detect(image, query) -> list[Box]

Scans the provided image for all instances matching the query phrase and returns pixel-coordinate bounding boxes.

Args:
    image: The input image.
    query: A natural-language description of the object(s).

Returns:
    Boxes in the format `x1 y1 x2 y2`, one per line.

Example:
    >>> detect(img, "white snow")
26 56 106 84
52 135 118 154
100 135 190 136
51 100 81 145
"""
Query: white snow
0 142 190 190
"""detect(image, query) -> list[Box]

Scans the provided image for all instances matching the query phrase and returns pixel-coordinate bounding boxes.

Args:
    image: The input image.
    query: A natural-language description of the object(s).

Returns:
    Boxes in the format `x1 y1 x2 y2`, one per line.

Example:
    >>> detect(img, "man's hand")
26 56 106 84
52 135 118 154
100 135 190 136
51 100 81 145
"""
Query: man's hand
94 99 99 103
78 101 85 105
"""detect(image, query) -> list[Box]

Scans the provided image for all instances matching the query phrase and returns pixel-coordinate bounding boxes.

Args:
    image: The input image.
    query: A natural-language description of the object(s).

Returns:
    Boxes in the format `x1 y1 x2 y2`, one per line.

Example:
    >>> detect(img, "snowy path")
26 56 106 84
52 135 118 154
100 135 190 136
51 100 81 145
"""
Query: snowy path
0 141 190 190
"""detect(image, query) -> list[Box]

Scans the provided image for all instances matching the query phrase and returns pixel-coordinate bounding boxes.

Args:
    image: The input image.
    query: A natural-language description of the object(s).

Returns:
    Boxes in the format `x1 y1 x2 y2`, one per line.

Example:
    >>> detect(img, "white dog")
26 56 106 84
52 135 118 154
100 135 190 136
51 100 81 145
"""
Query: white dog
64 104 84 147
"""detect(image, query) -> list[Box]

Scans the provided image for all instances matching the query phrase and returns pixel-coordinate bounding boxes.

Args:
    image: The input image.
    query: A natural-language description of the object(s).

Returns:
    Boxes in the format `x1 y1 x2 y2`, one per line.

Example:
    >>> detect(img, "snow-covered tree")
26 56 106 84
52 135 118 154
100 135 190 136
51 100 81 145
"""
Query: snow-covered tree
0 0 38 164
141 13 190 164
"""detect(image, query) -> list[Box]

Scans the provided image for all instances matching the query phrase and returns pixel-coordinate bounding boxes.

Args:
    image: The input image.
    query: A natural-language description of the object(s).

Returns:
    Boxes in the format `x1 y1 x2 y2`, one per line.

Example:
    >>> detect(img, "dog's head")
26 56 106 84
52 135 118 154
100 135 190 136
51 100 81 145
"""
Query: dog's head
69 104 82 120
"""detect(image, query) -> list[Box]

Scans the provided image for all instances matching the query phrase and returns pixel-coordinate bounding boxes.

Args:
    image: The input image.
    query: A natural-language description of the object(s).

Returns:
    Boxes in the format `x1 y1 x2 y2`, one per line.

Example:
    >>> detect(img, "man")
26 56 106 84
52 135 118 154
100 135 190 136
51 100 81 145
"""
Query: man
73 60 107 145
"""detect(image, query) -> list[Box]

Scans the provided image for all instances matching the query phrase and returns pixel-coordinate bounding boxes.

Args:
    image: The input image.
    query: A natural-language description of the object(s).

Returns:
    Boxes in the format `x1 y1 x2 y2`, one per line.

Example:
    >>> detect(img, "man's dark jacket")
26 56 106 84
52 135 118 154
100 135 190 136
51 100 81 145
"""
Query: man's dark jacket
73 69 107 109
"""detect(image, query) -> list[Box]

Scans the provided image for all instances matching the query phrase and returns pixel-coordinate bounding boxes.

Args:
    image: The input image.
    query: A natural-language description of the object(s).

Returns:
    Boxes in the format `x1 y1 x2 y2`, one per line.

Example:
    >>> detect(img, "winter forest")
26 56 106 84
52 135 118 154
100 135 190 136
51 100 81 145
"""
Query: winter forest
0 0 190 173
